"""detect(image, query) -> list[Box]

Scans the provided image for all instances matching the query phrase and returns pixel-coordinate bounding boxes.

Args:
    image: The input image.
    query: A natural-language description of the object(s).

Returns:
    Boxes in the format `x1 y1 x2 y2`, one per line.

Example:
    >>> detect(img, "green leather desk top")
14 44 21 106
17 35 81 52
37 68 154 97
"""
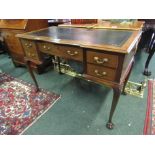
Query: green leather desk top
27 27 133 47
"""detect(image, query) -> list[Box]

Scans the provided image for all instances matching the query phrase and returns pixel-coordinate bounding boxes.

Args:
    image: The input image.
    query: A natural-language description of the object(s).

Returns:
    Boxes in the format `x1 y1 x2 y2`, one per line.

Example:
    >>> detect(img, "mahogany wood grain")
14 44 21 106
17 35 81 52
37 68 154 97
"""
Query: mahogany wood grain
55 45 83 61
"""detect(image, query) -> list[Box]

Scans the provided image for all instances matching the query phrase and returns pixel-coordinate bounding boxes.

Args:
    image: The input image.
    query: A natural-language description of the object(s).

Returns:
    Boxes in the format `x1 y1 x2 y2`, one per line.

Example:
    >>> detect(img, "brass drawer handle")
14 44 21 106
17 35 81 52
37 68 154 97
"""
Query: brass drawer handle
94 57 108 64
94 69 107 77
67 50 78 56
43 45 51 50
26 52 35 57
25 43 32 48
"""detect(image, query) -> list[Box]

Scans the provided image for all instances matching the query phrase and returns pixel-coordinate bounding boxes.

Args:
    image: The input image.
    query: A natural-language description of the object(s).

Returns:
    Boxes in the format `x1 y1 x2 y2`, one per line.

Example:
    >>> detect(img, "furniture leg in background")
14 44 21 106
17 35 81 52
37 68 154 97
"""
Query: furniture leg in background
57 57 63 74
143 32 155 76
143 49 155 76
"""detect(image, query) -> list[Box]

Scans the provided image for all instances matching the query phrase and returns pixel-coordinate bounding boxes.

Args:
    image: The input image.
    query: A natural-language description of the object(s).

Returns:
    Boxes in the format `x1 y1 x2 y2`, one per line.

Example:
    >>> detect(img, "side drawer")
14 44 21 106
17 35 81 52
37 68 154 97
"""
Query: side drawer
37 42 59 55
87 64 116 81
87 50 118 68
21 39 40 60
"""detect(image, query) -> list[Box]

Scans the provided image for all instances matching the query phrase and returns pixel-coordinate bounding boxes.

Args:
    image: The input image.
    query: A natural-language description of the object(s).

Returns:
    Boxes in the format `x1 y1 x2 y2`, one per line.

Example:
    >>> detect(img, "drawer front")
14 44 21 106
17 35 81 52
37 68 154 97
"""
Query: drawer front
56 45 83 61
87 64 116 81
87 51 118 68
37 42 58 55
21 39 39 60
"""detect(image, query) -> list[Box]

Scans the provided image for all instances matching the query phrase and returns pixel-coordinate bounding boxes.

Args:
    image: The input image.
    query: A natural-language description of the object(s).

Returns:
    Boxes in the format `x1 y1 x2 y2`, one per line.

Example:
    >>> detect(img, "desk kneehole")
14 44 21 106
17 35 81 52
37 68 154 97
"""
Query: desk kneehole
87 64 116 81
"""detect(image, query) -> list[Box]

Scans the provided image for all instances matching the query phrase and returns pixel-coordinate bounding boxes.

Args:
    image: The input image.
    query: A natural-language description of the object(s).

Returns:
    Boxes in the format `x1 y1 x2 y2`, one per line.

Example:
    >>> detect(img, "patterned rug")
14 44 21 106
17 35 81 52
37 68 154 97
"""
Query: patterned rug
0 72 60 135
143 79 155 135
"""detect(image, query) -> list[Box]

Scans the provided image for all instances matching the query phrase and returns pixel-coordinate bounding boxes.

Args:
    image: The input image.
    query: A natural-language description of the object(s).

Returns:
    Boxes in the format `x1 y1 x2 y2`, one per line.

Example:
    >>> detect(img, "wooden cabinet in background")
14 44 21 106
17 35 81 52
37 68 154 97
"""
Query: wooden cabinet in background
0 19 50 73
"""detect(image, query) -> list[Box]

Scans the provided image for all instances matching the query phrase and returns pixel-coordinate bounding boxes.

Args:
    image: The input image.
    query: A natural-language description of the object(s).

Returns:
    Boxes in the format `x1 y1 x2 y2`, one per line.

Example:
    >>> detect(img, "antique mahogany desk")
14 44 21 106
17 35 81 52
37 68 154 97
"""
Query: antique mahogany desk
17 25 143 129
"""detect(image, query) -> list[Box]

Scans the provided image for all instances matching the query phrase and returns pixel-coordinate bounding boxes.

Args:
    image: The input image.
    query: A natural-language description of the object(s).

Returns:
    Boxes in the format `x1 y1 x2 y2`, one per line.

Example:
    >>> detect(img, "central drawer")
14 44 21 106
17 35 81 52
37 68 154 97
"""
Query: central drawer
87 50 118 68
56 45 83 61
87 64 116 81
37 43 83 61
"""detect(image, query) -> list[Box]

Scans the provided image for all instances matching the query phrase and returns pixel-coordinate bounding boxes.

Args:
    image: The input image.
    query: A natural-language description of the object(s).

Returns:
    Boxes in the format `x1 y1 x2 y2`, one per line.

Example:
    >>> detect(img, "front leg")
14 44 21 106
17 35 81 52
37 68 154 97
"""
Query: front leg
26 60 40 92
106 87 121 129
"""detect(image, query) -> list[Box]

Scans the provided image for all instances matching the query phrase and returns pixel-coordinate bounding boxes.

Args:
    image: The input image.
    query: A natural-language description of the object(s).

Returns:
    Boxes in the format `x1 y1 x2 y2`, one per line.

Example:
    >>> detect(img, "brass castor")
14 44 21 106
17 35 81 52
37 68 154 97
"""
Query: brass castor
106 122 114 129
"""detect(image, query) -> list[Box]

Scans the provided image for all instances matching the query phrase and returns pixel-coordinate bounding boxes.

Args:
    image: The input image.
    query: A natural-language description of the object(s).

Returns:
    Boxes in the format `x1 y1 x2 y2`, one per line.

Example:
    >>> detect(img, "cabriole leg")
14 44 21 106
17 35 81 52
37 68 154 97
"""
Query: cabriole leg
106 87 121 129
26 60 39 92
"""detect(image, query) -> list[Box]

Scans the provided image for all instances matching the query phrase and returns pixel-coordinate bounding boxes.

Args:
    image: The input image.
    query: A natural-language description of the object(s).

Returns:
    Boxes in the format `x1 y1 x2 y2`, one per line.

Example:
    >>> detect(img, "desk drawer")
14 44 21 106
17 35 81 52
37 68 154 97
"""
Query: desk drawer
21 39 39 60
87 51 118 68
56 45 83 61
37 42 58 55
87 64 116 81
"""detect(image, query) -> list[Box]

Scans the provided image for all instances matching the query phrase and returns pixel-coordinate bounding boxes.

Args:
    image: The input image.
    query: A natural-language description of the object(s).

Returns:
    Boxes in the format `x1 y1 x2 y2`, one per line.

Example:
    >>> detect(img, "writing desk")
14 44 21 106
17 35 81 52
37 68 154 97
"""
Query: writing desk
17 26 143 129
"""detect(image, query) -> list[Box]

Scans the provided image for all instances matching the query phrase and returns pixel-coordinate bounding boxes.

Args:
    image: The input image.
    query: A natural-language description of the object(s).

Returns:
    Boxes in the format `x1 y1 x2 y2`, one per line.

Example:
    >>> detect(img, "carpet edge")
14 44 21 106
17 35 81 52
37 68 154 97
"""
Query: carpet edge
20 95 61 135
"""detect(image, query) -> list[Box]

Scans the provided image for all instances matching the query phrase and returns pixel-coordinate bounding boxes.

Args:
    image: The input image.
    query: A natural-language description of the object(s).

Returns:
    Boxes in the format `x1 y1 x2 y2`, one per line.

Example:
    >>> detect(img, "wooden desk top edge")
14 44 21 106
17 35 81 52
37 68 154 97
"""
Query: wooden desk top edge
59 21 144 31
16 27 142 54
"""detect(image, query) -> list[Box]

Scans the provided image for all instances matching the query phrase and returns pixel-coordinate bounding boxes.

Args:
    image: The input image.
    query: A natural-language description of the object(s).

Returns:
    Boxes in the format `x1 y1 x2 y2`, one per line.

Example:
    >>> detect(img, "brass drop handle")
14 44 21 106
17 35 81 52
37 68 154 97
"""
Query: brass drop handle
43 45 51 50
27 52 35 57
67 50 78 56
94 69 107 76
94 57 108 64
25 43 32 48
28 44 32 48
